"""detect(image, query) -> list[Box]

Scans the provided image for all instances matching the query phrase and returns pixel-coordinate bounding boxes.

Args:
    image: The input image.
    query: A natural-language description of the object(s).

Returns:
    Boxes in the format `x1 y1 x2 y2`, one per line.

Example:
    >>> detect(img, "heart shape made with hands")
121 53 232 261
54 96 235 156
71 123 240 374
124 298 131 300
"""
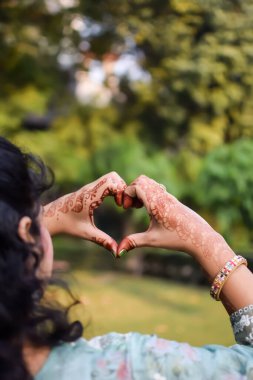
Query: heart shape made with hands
119 194 146 256
86 174 168 259
60 172 147 258
44 173 167 259
87 174 219 261
93 191 144 259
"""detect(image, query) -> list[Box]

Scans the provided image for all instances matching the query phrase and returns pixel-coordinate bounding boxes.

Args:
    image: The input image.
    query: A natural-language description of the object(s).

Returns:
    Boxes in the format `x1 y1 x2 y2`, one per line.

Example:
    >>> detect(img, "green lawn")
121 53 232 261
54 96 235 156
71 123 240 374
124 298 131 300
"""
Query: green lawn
52 237 235 347
64 270 234 347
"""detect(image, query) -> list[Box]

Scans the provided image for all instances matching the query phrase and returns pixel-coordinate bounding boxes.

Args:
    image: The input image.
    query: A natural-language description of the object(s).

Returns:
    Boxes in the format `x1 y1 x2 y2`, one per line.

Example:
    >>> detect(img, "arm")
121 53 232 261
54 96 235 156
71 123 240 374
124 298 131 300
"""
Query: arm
118 175 253 315
43 172 126 255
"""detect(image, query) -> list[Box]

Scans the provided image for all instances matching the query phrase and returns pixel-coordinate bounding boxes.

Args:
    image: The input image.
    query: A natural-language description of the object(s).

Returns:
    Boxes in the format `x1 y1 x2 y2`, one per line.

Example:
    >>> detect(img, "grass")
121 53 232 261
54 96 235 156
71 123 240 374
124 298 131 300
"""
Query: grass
59 270 235 347
52 237 235 347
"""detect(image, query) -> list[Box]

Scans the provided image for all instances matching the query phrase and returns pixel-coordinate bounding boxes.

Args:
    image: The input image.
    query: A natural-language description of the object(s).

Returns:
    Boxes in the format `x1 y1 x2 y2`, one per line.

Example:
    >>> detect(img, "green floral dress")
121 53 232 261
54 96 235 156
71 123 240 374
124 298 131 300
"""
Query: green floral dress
36 305 253 380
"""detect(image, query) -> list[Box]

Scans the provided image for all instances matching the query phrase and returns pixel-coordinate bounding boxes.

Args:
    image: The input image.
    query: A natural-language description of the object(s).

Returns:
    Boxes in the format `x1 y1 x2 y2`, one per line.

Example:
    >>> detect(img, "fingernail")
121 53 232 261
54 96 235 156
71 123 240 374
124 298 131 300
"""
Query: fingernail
119 249 128 258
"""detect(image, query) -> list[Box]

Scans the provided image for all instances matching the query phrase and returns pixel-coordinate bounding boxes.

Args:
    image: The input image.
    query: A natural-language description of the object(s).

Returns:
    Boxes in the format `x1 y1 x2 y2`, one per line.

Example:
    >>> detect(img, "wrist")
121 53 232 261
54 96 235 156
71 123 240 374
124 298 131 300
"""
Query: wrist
42 201 64 236
193 231 235 282
42 214 61 236
183 226 216 258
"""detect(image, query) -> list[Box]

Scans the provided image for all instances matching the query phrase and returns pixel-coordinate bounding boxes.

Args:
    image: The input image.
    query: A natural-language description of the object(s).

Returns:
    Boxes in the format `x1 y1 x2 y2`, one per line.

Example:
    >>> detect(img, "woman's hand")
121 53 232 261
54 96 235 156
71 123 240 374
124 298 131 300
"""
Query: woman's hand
119 175 253 314
43 172 126 255
117 175 230 261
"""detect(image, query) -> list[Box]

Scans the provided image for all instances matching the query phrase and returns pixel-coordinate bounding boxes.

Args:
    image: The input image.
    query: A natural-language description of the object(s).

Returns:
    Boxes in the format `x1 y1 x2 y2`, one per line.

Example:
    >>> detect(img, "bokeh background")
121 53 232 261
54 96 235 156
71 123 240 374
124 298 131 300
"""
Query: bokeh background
1 0 253 346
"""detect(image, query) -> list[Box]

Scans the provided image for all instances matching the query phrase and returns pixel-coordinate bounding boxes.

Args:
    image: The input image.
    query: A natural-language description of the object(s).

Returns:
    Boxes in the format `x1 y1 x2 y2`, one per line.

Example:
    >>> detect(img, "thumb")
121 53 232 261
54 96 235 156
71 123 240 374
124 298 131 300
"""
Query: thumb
90 227 118 258
117 231 150 258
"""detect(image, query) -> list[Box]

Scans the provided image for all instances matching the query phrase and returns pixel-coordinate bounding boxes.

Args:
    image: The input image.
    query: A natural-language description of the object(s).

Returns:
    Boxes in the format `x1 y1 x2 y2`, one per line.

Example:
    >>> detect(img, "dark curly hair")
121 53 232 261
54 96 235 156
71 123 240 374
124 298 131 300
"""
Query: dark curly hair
0 137 83 380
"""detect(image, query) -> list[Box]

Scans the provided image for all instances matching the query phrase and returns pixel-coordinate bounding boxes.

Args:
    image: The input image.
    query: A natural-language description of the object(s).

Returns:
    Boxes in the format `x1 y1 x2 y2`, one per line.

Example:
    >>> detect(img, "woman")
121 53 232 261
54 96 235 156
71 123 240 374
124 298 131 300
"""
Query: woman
1 136 253 380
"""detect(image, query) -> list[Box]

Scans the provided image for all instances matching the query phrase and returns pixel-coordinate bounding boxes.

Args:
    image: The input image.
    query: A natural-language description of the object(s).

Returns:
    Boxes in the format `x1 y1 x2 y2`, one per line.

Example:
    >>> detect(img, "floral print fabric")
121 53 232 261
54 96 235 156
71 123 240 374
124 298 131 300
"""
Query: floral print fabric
36 306 253 380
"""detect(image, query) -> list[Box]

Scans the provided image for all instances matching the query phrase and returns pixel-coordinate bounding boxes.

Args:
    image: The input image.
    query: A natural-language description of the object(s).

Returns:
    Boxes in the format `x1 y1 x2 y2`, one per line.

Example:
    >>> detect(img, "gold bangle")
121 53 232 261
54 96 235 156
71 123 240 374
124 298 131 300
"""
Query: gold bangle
210 255 248 301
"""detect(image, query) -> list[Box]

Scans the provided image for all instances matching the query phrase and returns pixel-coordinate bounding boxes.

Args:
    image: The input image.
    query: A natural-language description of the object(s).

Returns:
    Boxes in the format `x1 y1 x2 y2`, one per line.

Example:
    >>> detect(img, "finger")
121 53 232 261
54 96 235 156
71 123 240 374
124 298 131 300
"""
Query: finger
123 184 139 209
123 193 143 209
90 228 118 258
105 173 127 206
123 194 134 209
114 189 124 207
117 232 150 258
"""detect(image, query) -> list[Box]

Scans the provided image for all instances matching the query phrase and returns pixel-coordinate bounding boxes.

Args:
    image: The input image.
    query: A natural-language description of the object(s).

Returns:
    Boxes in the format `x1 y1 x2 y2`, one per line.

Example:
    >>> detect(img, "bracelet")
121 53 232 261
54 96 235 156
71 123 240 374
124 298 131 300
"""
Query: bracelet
210 255 248 301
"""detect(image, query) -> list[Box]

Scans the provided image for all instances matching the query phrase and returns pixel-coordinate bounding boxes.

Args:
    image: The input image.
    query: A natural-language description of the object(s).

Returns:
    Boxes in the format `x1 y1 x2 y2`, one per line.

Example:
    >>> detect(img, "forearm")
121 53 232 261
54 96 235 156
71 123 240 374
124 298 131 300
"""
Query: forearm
191 230 253 315
169 202 253 314
42 201 61 236
122 175 253 317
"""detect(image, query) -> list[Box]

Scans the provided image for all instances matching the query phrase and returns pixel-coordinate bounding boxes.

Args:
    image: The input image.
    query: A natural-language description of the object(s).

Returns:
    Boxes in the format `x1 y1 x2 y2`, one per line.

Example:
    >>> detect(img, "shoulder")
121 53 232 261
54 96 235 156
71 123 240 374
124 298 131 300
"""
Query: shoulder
36 333 136 380
37 333 253 380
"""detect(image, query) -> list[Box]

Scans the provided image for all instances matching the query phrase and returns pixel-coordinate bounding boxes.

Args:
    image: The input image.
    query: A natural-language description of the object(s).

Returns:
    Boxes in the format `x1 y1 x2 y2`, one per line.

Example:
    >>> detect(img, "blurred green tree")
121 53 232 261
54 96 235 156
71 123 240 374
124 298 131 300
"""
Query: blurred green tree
76 0 253 149
195 139 253 250
1 0 253 248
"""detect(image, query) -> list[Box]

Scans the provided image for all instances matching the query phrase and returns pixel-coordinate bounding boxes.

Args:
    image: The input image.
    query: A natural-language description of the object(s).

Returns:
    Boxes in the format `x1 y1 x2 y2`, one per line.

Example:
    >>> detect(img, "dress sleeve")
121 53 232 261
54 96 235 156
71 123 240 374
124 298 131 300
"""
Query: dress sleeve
38 307 253 380
230 304 253 345
125 332 253 380
88 319 253 380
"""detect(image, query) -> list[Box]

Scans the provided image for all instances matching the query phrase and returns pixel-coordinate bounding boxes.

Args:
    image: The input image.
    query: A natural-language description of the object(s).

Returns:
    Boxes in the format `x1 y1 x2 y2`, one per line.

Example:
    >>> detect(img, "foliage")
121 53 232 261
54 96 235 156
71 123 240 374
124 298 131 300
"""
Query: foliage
1 0 253 248
79 0 253 151
89 135 181 194
195 139 253 248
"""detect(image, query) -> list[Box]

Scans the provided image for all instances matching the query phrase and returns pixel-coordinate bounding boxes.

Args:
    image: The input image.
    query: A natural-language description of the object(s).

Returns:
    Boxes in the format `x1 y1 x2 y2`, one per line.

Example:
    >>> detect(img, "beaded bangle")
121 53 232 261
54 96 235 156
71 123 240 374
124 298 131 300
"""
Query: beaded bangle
210 255 248 301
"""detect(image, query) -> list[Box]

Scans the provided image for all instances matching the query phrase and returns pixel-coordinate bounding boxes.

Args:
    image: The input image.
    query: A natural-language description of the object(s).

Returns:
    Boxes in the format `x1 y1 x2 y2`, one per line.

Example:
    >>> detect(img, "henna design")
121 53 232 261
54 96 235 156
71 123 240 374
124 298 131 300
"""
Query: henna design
109 179 127 195
44 178 109 218
89 200 102 218
58 193 76 213
83 178 107 201
71 191 85 213
201 232 234 267
146 183 191 240
149 192 178 231
134 176 234 265
44 202 57 217
125 238 136 250
91 236 106 246
43 175 127 255
189 222 203 248
44 200 62 217
72 178 107 215
101 188 110 200
88 187 114 218
176 213 191 241
91 236 112 251
202 233 221 259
